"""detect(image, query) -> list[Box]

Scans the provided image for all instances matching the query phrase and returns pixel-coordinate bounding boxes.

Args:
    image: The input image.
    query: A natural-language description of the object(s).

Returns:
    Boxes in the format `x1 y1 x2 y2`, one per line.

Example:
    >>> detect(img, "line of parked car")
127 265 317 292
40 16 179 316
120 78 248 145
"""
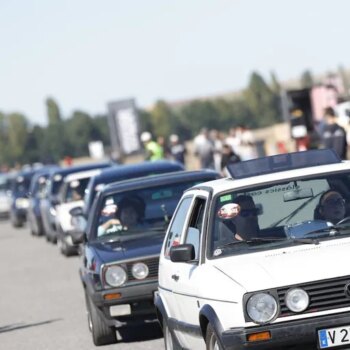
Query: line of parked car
6 149 349 350
1 159 221 347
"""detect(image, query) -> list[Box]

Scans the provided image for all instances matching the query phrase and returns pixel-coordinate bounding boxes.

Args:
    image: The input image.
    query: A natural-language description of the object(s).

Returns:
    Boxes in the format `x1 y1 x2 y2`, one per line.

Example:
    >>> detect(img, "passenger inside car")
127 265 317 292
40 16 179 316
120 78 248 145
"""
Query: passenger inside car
117 196 145 229
218 195 260 242
314 190 347 225
97 203 123 236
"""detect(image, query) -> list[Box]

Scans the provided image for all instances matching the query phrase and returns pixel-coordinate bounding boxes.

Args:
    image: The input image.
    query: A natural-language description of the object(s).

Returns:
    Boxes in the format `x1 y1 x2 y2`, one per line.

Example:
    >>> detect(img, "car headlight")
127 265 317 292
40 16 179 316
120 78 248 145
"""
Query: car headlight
285 288 309 313
15 198 29 209
104 265 127 287
131 262 149 280
247 293 278 324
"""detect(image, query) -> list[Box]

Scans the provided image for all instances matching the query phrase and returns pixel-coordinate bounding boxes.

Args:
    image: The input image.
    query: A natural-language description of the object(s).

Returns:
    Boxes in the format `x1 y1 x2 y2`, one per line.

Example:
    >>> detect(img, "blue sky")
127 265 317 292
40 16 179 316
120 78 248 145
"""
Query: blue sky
1 0 349 125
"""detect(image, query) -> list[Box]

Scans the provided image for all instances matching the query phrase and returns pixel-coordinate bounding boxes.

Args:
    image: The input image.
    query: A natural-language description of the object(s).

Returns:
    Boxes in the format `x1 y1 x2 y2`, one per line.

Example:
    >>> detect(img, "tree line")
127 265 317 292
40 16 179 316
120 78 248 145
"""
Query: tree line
0 69 341 168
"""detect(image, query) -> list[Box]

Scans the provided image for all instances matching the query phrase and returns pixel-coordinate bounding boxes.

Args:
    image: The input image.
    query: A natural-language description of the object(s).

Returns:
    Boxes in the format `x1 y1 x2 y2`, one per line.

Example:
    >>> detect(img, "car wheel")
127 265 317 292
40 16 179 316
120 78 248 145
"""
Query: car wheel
206 323 222 350
86 292 117 346
59 236 76 257
11 215 22 228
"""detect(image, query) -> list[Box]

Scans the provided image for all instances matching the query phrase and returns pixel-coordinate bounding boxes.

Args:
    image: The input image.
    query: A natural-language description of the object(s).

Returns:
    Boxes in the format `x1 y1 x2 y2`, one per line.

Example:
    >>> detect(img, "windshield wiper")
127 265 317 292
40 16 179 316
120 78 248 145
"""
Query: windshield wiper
217 236 319 250
217 237 286 249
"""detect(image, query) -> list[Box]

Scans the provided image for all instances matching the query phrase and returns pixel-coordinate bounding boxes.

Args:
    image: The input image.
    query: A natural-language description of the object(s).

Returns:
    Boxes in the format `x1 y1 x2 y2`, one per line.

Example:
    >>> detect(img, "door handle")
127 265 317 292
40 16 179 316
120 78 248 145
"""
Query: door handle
171 274 179 281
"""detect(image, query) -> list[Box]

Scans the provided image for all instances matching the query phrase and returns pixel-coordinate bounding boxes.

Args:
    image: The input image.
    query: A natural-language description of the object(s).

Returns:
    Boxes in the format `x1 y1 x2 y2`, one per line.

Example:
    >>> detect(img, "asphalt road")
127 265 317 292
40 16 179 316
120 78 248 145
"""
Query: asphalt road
0 220 164 350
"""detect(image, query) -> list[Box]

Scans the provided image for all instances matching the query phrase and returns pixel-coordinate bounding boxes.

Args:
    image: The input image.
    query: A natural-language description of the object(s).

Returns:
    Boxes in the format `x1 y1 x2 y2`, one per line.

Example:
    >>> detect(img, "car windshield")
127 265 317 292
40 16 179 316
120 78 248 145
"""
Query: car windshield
209 171 350 258
94 180 204 241
63 178 90 203
13 175 31 196
0 174 9 191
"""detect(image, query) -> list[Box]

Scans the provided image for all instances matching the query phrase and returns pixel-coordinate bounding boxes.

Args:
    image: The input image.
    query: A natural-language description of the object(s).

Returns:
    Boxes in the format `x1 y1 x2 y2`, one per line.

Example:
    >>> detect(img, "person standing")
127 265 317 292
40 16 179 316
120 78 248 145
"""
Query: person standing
193 128 215 169
140 132 164 161
169 134 186 166
321 107 347 159
220 144 241 176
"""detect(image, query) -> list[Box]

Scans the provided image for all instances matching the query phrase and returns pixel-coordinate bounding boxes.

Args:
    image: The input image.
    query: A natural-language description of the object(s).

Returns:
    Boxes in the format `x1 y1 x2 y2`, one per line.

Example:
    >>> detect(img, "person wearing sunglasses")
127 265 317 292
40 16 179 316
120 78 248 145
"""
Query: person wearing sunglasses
314 190 346 225
218 195 260 243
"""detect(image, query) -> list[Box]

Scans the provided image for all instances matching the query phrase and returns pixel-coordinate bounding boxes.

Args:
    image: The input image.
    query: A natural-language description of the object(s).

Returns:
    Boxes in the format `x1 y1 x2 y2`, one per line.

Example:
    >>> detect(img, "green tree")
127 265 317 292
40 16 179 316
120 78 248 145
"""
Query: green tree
7 113 29 165
25 125 46 164
46 97 62 125
0 112 11 166
300 70 314 89
244 72 280 127
43 98 67 162
92 115 111 147
65 111 98 157
149 100 176 137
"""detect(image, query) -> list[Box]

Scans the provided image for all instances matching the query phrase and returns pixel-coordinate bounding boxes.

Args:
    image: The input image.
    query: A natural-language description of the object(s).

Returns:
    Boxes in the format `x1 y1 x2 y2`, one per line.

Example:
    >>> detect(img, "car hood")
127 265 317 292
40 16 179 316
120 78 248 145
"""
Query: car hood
212 238 350 292
93 233 164 264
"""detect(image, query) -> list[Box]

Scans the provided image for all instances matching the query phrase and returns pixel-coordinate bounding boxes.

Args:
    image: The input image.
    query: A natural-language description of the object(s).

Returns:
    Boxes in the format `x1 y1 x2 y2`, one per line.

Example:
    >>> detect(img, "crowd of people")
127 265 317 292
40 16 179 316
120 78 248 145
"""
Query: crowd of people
139 125 258 176
139 106 350 176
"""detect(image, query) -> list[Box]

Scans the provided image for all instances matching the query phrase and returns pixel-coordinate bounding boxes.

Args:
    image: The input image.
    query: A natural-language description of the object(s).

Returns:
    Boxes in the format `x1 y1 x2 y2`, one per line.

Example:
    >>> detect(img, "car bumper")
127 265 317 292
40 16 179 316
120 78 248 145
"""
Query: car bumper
222 312 350 349
90 280 158 328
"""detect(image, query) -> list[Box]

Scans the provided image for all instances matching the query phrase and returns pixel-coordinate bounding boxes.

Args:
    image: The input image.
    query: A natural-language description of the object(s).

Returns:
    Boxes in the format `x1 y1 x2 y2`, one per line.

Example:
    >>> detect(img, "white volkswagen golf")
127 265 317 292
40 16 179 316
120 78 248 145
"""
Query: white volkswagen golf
156 149 350 350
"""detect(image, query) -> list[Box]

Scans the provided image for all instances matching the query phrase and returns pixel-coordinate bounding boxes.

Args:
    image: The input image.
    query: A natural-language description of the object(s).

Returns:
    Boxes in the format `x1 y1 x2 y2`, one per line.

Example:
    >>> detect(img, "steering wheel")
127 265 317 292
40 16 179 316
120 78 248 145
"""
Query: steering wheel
336 216 350 226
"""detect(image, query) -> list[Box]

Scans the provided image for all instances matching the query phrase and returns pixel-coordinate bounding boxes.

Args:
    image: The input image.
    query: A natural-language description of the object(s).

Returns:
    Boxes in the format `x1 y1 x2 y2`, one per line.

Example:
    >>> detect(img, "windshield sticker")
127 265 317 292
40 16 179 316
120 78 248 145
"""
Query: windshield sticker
213 248 222 257
220 194 232 203
217 203 240 219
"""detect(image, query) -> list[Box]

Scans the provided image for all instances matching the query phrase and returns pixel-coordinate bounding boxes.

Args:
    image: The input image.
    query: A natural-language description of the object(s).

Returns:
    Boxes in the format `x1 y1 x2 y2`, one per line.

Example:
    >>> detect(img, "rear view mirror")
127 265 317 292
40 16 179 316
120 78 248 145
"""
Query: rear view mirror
283 188 313 202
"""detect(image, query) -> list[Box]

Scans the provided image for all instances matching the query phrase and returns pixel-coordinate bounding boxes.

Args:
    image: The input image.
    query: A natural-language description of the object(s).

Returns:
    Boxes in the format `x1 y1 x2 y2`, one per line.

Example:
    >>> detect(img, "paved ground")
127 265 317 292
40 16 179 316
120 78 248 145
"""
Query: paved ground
0 220 164 350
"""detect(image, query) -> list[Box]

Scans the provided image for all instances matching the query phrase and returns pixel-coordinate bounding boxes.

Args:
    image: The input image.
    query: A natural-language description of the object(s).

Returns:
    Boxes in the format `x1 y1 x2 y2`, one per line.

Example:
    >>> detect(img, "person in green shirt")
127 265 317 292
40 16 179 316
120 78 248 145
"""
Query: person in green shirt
140 131 164 161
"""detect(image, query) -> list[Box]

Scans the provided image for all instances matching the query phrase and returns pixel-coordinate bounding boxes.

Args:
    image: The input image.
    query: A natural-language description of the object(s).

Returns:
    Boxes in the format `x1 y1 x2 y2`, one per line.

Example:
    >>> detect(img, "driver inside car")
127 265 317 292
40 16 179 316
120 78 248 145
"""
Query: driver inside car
314 190 346 225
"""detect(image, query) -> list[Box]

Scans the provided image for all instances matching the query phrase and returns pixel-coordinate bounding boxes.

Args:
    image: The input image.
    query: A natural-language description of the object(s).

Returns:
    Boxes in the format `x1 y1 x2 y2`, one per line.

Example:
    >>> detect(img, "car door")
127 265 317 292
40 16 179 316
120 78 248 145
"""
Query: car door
171 191 209 350
158 195 194 344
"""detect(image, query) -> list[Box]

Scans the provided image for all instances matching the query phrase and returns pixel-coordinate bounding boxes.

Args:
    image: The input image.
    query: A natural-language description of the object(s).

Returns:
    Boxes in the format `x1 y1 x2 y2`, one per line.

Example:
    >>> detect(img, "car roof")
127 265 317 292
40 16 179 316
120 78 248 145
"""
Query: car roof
100 170 220 197
90 160 184 185
49 161 112 177
64 168 105 182
190 161 350 196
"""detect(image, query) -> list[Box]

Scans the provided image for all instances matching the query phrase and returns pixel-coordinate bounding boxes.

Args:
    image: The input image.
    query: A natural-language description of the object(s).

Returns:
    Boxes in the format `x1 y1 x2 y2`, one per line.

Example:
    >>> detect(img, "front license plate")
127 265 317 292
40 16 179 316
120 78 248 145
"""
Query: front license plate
319 325 350 348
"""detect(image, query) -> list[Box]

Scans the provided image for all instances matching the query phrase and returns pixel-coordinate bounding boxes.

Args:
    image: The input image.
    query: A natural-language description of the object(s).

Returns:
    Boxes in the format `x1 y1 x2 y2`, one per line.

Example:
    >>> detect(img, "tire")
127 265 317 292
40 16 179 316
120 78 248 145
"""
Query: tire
206 323 222 350
11 214 22 228
86 292 117 346
59 236 77 257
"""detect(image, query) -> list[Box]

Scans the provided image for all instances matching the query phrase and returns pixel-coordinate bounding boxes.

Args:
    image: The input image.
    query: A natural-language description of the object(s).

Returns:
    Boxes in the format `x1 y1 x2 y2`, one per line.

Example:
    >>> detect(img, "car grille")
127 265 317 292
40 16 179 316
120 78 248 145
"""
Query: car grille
277 275 350 317
126 257 159 282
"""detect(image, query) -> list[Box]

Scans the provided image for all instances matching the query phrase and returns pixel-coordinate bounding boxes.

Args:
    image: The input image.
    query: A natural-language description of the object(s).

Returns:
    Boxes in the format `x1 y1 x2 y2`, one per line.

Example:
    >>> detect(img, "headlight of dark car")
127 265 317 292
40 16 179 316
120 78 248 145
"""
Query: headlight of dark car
131 262 149 280
104 265 127 287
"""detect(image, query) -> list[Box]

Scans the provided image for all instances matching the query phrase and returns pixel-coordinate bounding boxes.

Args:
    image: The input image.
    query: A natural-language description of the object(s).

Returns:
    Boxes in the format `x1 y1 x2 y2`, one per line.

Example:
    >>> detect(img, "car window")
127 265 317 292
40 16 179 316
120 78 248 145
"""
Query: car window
209 172 350 258
164 196 193 258
93 180 204 240
183 197 206 260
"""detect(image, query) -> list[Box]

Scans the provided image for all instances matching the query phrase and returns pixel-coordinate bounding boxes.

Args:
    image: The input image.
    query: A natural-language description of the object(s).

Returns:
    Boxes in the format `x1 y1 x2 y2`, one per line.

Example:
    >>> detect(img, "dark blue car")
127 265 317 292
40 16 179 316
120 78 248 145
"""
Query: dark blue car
63 160 184 256
76 170 220 346
10 169 37 228
27 166 58 236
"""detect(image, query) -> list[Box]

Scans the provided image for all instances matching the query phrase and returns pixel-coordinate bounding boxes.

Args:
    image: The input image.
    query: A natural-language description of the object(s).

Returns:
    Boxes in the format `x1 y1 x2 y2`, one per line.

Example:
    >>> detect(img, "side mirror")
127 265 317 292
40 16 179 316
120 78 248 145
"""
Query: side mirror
170 244 195 263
